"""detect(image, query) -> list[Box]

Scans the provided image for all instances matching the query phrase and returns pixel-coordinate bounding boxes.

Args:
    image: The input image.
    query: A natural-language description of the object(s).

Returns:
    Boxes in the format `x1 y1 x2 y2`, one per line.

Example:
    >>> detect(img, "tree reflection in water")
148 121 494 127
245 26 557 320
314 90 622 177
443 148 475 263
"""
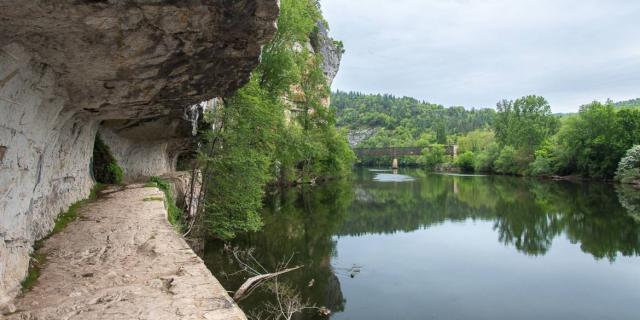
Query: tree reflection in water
202 168 640 319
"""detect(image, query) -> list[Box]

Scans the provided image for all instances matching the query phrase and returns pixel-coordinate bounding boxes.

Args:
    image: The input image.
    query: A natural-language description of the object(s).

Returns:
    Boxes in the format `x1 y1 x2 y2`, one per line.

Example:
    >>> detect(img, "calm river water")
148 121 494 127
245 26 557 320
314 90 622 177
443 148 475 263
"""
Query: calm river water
203 168 640 320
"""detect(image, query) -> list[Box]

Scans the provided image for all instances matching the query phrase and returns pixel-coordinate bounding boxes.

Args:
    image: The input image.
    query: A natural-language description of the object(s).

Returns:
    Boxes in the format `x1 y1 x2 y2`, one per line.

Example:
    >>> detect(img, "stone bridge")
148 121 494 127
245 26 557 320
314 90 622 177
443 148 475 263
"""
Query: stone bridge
353 145 458 158
353 145 458 169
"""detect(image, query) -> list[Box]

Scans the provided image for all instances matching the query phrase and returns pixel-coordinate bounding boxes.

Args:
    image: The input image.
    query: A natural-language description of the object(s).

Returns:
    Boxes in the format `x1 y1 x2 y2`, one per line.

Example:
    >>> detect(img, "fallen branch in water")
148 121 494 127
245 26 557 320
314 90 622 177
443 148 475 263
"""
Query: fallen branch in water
227 247 330 319
233 266 302 302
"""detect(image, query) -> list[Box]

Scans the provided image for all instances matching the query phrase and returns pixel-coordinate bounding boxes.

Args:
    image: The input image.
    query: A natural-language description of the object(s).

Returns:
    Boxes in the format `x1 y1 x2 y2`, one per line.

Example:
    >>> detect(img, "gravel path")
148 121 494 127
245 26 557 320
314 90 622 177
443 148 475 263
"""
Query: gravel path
5 185 245 320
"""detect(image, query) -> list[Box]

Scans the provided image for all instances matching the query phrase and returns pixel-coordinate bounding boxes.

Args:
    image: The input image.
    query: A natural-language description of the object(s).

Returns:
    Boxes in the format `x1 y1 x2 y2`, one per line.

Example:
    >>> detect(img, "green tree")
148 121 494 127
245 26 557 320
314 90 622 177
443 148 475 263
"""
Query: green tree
550 101 640 178
197 0 354 239
494 146 521 175
455 151 475 172
457 129 495 153
473 142 500 172
418 145 446 169
615 145 640 184
494 95 560 155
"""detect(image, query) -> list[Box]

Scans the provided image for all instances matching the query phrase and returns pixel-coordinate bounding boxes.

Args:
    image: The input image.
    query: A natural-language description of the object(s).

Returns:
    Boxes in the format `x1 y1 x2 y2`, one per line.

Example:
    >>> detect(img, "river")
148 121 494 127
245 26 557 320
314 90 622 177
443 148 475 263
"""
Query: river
203 168 640 320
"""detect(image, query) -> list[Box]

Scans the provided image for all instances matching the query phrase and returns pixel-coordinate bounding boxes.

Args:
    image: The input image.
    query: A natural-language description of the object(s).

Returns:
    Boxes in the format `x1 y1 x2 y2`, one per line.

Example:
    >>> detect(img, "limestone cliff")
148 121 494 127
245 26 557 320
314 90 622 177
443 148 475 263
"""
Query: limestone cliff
0 0 279 309
312 20 343 87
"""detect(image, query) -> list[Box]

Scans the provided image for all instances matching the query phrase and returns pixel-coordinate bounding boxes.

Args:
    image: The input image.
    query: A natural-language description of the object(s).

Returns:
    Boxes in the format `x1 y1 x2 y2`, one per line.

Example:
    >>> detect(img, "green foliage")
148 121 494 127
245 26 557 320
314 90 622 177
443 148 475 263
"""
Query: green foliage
494 146 521 175
477 95 559 176
418 145 446 169
93 134 123 184
332 91 496 148
197 0 353 239
614 98 640 109
529 156 554 176
545 102 640 178
148 176 184 230
457 129 495 153
494 95 560 154
21 251 45 291
616 145 640 183
200 82 276 239
106 163 123 184
143 197 164 202
455 151 475 172
473 142 501 172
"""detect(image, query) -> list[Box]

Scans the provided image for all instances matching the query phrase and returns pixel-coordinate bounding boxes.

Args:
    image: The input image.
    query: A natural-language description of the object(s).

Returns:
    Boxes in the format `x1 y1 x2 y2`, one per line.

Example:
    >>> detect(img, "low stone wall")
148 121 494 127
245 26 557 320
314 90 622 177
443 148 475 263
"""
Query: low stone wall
161 171 202 219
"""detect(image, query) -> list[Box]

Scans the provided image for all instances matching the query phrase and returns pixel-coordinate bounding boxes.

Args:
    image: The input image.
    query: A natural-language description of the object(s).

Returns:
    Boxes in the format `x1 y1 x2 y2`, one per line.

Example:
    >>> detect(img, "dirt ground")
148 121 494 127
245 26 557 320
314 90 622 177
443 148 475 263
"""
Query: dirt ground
4 185 245 320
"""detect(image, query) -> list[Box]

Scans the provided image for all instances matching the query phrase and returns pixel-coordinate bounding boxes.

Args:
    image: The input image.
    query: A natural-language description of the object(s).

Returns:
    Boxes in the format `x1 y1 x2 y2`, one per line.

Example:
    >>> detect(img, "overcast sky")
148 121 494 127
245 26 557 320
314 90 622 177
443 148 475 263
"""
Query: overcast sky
321 0 640 113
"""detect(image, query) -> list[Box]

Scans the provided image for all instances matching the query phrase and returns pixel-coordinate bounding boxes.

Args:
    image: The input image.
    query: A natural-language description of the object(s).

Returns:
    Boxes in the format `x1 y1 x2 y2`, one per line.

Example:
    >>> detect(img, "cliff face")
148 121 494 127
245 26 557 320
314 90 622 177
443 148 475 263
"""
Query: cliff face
0 0 278 308
312 21 343 87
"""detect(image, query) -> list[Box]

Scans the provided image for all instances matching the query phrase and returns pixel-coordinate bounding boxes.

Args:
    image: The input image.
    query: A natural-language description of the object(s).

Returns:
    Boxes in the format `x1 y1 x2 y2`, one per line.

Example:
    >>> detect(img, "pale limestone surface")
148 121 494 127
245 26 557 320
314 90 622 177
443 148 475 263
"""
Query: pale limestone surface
0 0 279 307
5 185 246 320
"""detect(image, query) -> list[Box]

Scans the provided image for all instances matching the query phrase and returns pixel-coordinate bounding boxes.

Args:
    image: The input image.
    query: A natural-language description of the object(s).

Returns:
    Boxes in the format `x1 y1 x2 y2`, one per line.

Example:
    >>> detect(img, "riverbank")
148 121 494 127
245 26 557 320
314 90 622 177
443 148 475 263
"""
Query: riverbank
3 185 244 320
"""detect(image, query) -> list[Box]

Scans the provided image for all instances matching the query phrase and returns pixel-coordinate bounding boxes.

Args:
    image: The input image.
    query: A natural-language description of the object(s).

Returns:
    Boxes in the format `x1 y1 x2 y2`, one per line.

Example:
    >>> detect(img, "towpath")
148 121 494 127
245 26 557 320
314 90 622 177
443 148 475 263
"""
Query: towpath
4 185 244 320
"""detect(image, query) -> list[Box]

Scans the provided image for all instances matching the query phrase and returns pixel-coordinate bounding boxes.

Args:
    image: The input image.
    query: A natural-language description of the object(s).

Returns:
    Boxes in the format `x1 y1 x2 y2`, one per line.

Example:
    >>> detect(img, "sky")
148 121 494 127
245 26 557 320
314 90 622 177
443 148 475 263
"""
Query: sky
321 0 640 113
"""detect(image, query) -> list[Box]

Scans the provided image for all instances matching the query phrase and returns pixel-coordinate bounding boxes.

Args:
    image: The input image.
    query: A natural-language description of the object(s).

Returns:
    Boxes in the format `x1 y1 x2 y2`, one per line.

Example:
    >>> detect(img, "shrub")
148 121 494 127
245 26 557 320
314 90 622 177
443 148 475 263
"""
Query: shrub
615 145 640 183
418 144 445 170
149 176 184 229
93 134 124 184
106 162 123 184
455 151 475 172
494 146 519 175
473 143 500 172
529 156 554 176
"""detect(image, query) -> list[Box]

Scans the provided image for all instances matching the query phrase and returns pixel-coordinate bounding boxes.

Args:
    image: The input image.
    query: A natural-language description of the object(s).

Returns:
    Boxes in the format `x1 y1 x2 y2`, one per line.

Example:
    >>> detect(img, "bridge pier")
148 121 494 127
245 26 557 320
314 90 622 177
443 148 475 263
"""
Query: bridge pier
392 158 399 169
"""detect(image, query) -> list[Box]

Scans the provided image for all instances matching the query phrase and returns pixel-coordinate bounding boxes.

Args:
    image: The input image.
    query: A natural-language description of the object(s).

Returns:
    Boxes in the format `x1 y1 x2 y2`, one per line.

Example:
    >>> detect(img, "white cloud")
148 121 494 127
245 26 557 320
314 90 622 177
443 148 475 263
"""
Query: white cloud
321 0 640 112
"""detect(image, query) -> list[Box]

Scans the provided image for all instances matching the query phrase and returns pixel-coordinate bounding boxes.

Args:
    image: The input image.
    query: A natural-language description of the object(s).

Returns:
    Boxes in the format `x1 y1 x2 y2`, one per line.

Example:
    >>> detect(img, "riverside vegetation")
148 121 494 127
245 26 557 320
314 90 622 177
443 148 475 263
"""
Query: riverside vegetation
333 91 640 183
190 0 354 240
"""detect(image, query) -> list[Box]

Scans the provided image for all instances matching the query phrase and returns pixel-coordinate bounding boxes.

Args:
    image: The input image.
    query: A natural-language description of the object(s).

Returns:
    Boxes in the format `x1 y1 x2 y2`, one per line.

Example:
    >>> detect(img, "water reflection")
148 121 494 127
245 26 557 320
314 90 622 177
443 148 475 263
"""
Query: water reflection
345 169 640 259
202 168 640 319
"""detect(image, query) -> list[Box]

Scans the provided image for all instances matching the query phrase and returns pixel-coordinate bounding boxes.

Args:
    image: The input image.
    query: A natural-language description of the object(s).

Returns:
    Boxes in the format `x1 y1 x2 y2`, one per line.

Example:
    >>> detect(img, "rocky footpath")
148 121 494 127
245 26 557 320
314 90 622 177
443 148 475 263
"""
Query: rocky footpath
4 185 246 320
0 0 278 309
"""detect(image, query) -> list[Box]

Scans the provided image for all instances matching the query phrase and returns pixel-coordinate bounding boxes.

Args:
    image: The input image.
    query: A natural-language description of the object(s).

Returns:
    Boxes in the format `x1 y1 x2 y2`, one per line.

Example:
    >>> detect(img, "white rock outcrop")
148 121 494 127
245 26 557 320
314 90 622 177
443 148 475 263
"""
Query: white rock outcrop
0 0 279 309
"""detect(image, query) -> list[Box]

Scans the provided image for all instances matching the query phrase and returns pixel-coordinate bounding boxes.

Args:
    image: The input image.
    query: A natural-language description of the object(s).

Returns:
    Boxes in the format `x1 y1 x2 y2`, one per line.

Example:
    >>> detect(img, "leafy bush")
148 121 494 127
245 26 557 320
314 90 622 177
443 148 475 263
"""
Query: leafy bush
195 0 355 239
494 146 520 175
457 129 495 153
418 145 445 169
473 143 500 172
455 151 475 172
92 134 124 184
615 145 640 183
148 176 184 229
551 102 640 178
529 156 554 176
106 163 123 184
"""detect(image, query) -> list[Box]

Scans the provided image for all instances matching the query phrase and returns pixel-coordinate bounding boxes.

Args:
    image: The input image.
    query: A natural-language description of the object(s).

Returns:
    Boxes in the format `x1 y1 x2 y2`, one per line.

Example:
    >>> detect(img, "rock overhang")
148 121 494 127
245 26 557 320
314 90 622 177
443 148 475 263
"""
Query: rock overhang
0 0 279 115
0 0 279 310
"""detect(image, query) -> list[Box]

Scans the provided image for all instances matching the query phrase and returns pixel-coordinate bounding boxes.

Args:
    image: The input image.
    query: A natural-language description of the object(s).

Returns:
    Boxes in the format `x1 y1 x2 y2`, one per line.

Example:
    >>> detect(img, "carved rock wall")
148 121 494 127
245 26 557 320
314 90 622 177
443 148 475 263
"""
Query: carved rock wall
0 44 98 308
0 0 278 309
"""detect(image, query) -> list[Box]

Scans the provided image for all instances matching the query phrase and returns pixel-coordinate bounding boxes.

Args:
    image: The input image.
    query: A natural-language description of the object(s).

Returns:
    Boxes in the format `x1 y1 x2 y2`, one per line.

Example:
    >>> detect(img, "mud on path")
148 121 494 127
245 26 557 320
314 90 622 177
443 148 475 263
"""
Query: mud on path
4 185 245 320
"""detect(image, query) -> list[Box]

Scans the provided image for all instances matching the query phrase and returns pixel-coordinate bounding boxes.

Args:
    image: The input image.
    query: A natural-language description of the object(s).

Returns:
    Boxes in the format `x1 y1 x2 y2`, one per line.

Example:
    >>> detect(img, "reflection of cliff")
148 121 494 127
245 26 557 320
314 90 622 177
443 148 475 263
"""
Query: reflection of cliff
340 170 640 260
202 181 352 319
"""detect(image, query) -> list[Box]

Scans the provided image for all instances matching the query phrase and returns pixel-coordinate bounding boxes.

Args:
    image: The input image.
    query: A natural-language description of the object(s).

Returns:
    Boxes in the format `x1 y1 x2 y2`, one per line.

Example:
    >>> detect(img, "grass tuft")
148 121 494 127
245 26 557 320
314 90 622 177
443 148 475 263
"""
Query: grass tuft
148 176 184 231
143 196 164 202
